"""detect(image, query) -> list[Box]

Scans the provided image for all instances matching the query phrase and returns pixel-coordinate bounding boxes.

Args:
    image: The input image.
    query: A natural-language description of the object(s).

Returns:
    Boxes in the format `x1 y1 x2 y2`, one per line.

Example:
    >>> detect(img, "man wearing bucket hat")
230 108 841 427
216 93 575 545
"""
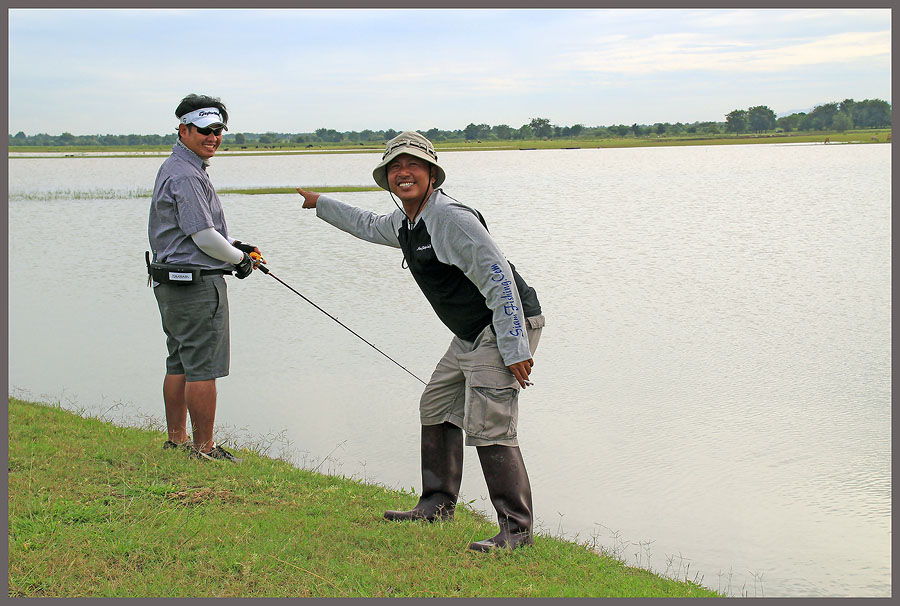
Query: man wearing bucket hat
296 131 545 551
148 93 265 462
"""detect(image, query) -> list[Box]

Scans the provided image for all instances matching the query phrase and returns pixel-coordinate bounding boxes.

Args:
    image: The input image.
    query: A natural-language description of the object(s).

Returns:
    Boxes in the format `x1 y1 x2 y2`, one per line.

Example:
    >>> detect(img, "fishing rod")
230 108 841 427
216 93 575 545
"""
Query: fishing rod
249 253 426 385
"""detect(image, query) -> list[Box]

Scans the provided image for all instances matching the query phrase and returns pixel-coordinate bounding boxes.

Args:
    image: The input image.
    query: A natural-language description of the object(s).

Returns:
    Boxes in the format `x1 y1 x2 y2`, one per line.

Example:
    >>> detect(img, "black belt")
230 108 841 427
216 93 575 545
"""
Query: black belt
147 251 231 286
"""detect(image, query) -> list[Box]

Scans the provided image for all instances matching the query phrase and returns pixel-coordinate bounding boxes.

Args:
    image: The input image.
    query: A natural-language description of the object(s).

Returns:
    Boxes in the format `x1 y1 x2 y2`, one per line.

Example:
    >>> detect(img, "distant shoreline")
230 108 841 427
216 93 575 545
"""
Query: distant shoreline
7 129 891 159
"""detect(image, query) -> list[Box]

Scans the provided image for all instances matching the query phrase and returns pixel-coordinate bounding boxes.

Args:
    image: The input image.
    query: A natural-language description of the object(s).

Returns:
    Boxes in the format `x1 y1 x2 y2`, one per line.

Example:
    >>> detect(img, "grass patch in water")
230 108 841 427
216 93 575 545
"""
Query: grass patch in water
8 186 378 201
218 186 380 195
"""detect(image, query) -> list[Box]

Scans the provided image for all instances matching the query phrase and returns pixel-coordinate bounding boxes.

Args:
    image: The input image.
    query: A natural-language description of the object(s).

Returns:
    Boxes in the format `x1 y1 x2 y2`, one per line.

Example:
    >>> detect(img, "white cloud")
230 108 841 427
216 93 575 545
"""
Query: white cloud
563 29 890 75
687 8 890 31
367 64 545 96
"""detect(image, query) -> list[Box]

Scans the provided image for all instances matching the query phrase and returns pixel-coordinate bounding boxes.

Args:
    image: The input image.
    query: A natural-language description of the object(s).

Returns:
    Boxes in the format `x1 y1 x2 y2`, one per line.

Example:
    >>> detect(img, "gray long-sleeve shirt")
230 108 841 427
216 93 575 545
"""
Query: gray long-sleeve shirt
316 189 541 366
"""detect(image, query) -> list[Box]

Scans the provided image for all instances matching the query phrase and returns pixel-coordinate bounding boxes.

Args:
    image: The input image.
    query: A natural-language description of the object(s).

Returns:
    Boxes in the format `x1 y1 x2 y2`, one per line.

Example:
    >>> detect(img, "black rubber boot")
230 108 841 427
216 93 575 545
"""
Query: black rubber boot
468 445 534 551
384 422 463 522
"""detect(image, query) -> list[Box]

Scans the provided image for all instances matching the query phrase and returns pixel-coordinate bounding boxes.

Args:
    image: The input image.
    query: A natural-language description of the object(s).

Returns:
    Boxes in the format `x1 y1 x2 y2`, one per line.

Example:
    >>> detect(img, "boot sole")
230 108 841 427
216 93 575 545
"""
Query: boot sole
468 536 533 552
383 510 454 523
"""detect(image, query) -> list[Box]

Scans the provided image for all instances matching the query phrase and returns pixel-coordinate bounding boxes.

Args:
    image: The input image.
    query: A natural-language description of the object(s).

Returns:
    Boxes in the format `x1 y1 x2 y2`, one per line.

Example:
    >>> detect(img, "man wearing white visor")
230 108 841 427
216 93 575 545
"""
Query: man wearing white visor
148 93 265 462
296 131 545 551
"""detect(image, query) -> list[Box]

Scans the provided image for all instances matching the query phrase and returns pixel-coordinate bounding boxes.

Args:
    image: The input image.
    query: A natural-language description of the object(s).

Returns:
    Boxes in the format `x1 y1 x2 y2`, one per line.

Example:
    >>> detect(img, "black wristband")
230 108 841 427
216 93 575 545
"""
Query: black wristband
234 252 253 279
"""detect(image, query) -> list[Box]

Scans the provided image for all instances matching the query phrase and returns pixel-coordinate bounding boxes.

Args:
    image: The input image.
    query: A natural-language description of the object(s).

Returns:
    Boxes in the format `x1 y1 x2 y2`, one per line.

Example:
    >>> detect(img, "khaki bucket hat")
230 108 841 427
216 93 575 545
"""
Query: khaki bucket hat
373 131 446 191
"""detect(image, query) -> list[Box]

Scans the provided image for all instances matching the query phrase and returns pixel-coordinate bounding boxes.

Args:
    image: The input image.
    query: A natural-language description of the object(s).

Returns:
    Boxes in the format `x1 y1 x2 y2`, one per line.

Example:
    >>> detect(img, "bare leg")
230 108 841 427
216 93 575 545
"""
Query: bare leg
163 374 189 444
185 379 217 452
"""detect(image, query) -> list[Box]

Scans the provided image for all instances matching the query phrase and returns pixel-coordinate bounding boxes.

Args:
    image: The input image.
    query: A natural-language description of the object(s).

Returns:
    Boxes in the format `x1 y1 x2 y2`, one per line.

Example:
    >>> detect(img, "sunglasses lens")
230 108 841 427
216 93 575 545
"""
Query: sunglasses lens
196 126 222 136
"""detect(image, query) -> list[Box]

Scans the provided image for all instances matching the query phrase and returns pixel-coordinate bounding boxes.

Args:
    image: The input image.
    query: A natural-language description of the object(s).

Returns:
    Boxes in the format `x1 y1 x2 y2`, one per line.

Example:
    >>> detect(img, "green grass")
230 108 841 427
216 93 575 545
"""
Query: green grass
217 186 380 195
8 397 720 598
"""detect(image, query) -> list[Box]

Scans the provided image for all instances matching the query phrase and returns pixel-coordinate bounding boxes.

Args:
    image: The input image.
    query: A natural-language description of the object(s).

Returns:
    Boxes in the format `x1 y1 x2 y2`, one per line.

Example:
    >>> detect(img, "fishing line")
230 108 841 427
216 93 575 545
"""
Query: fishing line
253 261 427 385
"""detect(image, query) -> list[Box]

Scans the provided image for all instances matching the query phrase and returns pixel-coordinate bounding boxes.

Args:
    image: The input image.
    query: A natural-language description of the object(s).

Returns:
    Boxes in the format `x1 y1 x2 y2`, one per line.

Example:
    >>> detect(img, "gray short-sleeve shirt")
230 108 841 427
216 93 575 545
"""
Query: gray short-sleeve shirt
148 142 232 270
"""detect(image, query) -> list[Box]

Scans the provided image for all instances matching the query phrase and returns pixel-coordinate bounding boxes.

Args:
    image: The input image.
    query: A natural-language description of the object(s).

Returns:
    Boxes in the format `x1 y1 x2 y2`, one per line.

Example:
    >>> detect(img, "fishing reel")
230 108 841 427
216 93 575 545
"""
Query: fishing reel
250 252 269 274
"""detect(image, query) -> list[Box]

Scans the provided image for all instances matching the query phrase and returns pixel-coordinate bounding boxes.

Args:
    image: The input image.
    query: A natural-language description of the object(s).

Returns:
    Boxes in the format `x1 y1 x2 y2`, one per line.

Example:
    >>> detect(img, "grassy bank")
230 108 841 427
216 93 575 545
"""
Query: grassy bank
8 397 720 598
8 128 891 157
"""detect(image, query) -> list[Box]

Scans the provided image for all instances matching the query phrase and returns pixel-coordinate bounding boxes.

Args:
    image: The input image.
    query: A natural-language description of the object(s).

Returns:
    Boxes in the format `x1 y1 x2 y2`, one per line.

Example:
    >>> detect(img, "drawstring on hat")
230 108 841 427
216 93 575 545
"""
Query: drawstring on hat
375 131 444 269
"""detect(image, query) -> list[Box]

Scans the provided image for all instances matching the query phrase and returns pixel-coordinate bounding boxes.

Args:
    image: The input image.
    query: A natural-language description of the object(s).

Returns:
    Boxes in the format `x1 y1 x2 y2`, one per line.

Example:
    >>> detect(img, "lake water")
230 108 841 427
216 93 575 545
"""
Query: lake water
7 143 891 597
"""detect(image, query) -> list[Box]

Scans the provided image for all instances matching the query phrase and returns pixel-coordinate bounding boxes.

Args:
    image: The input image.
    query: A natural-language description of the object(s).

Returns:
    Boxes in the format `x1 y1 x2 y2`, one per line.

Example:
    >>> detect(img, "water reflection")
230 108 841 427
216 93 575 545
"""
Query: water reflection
7 144 891 596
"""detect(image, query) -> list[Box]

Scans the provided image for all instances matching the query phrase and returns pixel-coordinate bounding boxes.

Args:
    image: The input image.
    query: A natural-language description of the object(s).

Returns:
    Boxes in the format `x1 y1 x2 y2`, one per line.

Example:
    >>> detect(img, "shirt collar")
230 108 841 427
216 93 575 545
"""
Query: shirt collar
174 138 211 168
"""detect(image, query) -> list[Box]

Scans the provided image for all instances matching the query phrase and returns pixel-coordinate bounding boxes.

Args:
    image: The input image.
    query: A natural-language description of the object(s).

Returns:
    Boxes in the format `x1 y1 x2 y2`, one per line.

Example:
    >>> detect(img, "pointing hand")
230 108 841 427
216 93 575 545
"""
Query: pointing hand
297 187 320 209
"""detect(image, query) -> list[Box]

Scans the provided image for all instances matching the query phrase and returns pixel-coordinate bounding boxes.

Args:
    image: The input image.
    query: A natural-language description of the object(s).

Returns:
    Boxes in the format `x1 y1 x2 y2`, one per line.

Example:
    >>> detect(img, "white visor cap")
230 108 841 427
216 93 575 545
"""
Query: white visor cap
179 107 228 130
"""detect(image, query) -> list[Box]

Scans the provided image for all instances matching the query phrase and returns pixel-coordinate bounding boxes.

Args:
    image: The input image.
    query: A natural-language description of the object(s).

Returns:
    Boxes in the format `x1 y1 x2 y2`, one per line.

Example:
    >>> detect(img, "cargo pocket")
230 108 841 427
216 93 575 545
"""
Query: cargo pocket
464 366 521 442
210 278 224 313
210 278 229 335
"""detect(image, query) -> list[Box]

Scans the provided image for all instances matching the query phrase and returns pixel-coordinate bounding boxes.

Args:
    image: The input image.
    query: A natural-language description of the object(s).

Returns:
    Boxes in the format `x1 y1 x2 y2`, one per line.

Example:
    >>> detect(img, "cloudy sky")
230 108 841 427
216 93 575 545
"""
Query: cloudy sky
8 8 892 136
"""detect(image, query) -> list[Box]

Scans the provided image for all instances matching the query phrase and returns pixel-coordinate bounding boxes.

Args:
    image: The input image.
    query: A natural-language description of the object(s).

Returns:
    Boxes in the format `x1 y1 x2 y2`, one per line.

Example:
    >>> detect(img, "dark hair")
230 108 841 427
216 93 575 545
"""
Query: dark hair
175 94 228 137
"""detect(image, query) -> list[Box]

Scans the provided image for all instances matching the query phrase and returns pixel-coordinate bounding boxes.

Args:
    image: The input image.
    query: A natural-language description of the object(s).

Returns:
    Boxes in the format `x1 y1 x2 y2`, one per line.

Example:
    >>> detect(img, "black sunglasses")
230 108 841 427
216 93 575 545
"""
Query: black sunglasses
194 125 224 136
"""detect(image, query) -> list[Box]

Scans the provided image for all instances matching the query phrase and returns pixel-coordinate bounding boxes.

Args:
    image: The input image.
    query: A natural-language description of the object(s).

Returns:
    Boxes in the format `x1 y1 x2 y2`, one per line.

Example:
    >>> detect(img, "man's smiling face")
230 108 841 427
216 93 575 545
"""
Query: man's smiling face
386 153 435 204
179 123 222 160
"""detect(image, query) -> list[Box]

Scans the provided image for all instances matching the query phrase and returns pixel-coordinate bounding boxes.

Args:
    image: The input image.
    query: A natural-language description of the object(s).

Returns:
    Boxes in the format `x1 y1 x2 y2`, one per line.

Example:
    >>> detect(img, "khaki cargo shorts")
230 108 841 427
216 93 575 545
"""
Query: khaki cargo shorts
419 315 544 447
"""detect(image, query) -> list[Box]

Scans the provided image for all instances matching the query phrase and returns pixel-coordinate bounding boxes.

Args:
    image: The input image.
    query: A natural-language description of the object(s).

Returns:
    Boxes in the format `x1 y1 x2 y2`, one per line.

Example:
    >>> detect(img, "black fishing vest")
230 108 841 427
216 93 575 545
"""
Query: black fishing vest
397 210 541 342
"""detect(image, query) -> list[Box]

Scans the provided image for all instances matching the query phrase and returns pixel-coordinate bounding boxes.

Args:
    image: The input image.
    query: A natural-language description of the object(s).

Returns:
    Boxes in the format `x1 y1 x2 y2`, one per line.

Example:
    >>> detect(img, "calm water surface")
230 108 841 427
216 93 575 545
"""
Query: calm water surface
8 144 891 597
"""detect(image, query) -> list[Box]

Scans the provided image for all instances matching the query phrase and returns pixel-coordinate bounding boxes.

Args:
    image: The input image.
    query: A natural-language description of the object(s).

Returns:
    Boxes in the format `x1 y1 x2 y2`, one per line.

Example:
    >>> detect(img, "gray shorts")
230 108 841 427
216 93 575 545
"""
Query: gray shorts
419 315 545 447
153 275 230 382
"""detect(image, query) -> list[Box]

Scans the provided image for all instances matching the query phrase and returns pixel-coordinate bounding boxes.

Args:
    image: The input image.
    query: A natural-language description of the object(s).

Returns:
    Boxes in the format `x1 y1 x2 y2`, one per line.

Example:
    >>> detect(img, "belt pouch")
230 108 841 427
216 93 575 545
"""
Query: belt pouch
152 263 201 284
146 252 201 284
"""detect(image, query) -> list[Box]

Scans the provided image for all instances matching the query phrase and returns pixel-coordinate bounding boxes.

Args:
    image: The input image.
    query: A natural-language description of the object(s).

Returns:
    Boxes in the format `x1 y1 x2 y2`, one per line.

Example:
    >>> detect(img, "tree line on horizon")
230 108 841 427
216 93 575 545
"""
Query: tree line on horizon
8 98 890 148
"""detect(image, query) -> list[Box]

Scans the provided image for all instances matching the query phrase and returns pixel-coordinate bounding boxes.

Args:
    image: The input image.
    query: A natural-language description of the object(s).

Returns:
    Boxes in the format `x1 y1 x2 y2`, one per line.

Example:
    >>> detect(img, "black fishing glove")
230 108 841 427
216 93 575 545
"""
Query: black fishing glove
234 252 254 279
232 240 258 254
